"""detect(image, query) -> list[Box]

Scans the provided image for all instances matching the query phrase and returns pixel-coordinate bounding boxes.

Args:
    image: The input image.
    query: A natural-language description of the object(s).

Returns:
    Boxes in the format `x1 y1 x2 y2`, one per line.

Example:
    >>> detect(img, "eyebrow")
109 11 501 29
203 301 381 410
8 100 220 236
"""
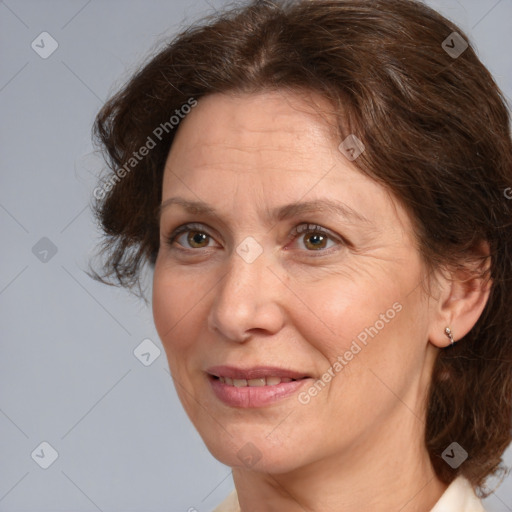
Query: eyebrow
158 196 372 225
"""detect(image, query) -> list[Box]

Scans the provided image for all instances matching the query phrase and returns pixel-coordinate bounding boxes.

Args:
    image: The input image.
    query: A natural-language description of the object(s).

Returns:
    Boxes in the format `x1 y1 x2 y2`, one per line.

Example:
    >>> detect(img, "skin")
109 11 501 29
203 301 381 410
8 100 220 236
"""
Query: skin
152 90 490 511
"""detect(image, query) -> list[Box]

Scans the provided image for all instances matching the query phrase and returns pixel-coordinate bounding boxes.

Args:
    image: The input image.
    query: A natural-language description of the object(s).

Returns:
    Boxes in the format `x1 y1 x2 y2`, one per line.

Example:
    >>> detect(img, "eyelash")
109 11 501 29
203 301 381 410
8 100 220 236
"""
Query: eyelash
165 222 345 255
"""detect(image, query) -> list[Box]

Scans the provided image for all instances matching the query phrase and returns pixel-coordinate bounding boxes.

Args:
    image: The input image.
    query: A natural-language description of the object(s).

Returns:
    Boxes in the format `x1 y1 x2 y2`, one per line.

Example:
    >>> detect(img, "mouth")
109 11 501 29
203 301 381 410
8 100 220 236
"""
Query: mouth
206 365 312 387
206 366 313 408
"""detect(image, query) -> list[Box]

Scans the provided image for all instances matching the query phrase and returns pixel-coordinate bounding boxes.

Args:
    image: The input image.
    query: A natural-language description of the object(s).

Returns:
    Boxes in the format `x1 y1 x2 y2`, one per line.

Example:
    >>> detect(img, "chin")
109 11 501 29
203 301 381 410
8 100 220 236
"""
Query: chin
200 427 309 474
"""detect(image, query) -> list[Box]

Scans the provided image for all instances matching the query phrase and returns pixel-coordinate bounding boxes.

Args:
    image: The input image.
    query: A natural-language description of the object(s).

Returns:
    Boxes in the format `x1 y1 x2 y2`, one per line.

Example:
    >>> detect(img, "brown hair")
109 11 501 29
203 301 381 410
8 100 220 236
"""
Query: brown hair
89 0 512 495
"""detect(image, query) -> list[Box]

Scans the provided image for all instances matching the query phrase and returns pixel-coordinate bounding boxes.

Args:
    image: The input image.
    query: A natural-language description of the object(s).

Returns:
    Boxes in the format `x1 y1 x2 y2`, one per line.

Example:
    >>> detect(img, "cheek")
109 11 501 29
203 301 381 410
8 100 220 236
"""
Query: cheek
286 266 407 361
152 264 202 355
287 260 428 419
289 280 426 442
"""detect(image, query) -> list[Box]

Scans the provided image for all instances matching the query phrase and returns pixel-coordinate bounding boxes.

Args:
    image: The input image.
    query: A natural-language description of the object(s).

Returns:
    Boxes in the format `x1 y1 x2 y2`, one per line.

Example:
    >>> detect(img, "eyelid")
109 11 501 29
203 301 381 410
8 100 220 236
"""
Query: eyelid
289 223 339 241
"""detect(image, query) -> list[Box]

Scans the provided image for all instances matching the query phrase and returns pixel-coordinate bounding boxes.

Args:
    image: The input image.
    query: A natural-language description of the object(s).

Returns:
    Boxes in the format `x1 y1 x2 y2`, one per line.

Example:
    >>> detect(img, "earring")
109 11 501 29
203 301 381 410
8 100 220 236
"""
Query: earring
444 327 455 346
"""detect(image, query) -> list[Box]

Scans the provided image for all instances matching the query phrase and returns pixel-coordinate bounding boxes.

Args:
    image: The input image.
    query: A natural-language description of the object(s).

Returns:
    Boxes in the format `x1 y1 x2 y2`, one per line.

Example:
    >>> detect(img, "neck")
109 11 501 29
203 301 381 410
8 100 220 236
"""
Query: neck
232 411 447 512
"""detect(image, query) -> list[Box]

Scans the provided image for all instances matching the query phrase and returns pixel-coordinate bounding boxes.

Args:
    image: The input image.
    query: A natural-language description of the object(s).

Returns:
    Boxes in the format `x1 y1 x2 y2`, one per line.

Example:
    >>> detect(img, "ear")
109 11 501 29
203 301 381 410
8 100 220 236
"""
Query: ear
428 242 492 348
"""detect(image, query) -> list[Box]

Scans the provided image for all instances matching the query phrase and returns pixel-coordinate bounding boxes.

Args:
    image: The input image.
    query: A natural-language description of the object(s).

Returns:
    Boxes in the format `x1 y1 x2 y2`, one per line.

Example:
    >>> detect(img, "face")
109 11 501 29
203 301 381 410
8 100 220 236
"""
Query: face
152 90 437 474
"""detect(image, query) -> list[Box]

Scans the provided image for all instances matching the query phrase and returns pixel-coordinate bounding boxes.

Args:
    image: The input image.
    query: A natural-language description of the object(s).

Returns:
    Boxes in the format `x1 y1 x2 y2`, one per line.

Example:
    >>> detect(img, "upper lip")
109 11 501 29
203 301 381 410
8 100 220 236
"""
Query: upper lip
206 365 310 380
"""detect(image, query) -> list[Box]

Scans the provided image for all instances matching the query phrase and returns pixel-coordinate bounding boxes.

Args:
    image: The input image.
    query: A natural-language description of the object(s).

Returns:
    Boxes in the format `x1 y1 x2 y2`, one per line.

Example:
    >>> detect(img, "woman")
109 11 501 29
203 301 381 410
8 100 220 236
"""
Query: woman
89 0 512 510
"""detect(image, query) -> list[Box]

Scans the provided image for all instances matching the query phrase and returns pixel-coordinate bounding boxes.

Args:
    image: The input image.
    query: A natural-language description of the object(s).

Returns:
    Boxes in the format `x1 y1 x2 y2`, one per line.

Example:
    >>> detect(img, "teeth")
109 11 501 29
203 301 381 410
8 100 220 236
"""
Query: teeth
247 378 266 387
217 376 296 386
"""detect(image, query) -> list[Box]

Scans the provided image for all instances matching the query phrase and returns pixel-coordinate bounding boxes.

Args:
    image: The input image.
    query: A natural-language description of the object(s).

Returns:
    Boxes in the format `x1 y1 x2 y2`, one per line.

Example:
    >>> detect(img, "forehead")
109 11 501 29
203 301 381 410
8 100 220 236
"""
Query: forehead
163 90 362 187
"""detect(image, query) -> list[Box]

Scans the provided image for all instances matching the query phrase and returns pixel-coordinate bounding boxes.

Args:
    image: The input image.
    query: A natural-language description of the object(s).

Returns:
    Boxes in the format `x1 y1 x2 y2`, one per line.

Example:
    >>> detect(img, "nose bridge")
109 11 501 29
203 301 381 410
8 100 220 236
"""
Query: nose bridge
208 240 283 341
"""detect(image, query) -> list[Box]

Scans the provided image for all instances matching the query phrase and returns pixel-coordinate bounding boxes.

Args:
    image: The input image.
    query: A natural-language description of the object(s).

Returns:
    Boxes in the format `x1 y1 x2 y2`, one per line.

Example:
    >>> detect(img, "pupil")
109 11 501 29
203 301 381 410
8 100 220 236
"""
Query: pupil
307 233 325 249
190 232 207 246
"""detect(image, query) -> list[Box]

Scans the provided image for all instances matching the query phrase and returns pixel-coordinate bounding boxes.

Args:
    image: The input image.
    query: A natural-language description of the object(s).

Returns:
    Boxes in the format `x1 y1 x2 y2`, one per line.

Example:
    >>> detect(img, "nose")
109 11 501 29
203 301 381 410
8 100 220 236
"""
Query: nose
207 244 286 342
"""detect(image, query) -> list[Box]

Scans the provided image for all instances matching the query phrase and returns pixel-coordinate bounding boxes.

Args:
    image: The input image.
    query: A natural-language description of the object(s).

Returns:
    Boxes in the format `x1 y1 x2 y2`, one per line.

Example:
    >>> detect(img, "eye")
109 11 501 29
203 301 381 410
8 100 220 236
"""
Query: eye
288 223 344 252
165 222 345 254
166 223 219 250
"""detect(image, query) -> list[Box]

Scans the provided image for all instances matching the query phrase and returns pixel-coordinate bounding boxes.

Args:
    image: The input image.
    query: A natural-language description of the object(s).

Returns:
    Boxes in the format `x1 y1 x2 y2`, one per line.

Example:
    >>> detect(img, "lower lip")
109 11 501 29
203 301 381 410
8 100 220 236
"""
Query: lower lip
208 375 311 408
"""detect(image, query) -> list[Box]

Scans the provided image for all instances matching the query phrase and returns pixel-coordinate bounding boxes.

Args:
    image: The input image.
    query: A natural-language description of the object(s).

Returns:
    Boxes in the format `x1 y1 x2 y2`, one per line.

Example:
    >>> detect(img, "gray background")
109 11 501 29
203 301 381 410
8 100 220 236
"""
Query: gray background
1 0 511 510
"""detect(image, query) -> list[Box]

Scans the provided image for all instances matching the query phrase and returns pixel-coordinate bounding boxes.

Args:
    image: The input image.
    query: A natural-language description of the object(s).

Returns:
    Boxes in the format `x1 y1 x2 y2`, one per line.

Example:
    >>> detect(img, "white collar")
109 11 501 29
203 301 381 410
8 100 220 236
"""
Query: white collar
430 476 486 512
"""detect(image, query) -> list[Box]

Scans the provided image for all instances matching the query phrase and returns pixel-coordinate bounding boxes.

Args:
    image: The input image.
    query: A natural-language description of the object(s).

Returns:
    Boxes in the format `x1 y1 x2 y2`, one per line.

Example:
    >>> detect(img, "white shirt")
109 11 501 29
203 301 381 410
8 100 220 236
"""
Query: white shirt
212 476 486 512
